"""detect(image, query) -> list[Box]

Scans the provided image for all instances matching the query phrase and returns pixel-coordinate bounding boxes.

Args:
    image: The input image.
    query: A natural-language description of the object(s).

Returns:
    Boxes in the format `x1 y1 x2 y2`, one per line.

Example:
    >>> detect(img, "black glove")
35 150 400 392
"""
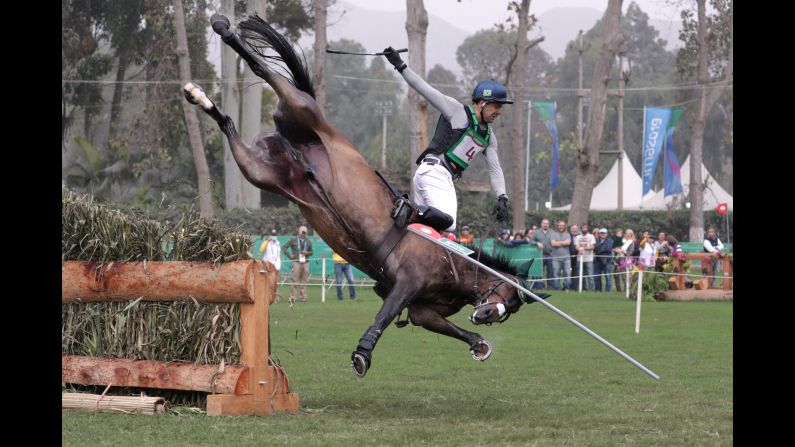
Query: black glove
492 194 509 222
383 47 407 72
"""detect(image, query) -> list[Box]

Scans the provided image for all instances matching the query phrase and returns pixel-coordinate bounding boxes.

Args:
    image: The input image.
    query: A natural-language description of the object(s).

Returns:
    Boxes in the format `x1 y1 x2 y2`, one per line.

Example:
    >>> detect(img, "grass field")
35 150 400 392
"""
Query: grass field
62 289 732 446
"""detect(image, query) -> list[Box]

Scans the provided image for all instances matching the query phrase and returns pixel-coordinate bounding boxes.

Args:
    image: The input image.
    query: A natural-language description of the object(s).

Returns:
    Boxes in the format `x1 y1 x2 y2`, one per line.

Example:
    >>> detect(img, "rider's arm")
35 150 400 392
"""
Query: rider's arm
401 67 466 126
483 134 507 198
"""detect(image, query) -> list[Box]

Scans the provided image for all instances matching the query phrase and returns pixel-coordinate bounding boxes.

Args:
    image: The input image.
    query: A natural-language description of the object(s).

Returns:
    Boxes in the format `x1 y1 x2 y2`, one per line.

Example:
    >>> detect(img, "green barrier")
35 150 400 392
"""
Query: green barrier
250 236 545 279
680 242 732 253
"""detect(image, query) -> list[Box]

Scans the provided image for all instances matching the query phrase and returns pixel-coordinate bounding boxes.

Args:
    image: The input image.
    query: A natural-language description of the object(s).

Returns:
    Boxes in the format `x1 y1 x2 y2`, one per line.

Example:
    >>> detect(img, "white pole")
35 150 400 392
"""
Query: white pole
321 253 326 303
578 255 584 292
625 266 630 299
635 267 643 333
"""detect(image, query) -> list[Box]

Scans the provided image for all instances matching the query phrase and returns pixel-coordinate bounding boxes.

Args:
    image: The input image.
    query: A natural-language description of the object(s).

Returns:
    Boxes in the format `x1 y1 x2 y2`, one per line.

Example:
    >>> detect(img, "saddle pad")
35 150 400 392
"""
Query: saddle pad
407 224 474 257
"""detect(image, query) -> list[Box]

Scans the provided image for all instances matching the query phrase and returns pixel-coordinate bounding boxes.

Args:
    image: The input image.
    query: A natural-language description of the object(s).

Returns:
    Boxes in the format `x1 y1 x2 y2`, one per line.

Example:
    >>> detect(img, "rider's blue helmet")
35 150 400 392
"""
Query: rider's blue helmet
472 79 513 105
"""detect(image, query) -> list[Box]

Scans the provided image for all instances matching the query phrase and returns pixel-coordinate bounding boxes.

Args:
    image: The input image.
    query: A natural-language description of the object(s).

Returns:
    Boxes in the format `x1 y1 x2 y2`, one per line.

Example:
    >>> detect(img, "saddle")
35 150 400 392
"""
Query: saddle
371 170 454 287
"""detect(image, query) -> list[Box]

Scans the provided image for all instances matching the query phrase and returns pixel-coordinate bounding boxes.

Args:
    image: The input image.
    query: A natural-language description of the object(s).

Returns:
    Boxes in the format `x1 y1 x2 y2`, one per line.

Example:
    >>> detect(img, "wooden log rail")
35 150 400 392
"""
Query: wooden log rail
62 260 298 416
670 253 733 291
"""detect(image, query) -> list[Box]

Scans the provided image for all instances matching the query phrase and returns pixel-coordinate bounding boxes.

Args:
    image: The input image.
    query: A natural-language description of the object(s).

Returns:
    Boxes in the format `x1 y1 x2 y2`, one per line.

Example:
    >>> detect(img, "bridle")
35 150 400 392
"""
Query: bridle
472 278 513 325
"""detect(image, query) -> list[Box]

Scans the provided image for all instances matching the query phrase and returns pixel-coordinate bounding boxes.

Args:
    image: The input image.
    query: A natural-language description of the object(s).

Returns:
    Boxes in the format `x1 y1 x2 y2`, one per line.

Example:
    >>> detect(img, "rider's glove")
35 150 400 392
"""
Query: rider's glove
492 194 509 222
382 47 407 73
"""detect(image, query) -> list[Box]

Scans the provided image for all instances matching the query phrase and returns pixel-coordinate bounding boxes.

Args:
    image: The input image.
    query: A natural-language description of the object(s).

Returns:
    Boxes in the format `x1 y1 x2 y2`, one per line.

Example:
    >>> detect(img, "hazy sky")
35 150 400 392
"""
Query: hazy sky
338 0 685 29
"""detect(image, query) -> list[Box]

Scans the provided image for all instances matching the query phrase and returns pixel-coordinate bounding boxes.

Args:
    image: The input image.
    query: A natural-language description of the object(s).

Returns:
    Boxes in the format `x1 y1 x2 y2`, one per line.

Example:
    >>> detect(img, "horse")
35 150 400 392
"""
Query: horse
184 13 549 377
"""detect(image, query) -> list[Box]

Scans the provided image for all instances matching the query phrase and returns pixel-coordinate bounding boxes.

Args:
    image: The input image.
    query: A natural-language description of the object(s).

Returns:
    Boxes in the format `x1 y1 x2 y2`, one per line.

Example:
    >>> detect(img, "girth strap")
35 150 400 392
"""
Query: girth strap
371 223 406 286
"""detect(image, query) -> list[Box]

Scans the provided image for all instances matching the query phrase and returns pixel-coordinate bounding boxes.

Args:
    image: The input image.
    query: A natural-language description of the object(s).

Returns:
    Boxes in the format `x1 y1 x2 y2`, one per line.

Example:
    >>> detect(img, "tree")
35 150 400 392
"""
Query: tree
406 0 429 175
174 0 214 217
313 0 328 112
677 0 732 242
62 0 113 146
508 0 532 232
567 0 624 227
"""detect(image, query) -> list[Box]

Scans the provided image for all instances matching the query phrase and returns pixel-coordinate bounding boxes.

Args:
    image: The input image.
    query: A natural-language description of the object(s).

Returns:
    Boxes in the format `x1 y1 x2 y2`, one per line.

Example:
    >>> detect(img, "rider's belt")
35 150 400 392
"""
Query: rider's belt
422 156 462 179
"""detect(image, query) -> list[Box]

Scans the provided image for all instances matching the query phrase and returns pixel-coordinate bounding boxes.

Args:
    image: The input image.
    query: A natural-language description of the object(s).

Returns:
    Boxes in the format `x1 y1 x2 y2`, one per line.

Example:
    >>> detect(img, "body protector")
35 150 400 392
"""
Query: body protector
416 105 490 176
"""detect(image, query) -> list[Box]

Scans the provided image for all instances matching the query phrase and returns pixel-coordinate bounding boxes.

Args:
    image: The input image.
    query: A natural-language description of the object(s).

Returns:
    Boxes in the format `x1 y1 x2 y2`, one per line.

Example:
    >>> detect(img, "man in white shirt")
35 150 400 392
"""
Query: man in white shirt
574 224 596 291
703 227 725 287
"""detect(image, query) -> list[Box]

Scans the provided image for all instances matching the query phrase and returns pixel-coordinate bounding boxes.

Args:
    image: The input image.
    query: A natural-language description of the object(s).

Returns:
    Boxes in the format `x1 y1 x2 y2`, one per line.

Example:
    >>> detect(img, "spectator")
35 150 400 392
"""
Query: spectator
510 232 529 246
611 228 624 292
654 231 671 271
550 219 572 291
332 251 356 300
615 229 636 294
458 225 474 244
530 218 555 289
524 227 535 242
574 223 596 291
703 227 725 287
638 231 656 269
568 224 580 283
259 229 282 303
496 228 512 245
284 225 314 304
593 228 613 292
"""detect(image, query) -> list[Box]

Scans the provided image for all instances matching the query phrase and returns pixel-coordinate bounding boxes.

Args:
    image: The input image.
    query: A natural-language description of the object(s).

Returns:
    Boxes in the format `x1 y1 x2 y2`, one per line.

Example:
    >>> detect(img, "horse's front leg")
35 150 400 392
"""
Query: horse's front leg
352 280 420 378
408 304 493 362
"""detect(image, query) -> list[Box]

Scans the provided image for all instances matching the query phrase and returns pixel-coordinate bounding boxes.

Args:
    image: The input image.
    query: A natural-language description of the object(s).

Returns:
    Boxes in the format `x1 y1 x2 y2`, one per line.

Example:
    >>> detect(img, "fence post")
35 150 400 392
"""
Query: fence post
321 253 326 303
635 266 643 334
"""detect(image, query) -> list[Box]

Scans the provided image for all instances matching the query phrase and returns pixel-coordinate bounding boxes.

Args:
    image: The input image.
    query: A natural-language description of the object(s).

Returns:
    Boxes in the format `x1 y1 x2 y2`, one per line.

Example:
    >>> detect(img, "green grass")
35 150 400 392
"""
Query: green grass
62 290 732 446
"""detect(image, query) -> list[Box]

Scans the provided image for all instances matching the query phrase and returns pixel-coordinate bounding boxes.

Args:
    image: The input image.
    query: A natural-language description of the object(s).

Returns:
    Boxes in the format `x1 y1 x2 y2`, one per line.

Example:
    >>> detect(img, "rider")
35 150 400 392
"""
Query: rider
382 47 510 233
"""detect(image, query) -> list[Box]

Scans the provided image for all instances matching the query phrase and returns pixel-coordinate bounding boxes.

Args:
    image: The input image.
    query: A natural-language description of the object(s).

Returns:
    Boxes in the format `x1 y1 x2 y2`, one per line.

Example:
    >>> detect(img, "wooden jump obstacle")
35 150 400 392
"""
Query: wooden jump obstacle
62 260 299 416
657 253 733 301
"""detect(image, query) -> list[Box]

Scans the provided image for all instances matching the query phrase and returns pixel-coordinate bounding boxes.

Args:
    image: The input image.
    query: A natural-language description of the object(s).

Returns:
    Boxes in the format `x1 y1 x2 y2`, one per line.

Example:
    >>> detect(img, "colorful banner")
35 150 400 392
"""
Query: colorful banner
532 100 561 190
642 107 672 196
663 107 683 196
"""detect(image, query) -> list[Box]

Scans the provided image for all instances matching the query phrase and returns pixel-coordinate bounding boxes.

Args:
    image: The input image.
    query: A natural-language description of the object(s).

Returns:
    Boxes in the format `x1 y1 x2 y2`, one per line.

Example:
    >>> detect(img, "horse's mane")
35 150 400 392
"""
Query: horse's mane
238 13 315 99
463 246 519 276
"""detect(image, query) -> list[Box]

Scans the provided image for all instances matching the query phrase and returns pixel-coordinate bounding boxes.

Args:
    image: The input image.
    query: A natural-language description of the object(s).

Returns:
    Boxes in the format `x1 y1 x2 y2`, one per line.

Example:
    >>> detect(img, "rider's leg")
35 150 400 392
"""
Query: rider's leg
412 164 457 232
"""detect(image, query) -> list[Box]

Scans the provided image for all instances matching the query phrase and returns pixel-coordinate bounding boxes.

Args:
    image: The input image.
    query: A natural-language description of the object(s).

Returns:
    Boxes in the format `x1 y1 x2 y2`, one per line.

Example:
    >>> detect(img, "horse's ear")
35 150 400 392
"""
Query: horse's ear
516 259 534 279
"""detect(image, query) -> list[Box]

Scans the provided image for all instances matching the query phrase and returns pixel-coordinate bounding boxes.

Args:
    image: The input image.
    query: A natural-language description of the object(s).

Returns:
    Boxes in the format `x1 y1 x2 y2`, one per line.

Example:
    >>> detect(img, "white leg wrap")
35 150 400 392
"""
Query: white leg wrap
183 83 214 111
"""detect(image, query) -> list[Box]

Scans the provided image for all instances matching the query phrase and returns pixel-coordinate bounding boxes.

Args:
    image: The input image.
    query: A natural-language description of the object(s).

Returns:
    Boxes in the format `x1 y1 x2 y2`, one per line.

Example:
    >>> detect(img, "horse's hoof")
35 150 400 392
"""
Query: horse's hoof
183 83 213 111
210 14 231 35
351 352 370 378
470 340 493 361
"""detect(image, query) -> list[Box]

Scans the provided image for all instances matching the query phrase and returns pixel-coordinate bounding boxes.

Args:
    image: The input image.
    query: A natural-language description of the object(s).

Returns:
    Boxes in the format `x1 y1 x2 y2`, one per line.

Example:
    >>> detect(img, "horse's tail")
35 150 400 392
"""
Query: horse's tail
237 13 315 99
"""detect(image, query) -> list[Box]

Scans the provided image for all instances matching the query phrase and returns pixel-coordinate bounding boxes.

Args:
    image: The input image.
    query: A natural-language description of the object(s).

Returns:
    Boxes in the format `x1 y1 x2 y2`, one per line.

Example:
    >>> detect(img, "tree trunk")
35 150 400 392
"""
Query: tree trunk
687 0 733 242
237 0 267 209
221 0 243 209
173 0 214 217
567 0 623 227
406 0 428 176
109 53 128 140
509 0 531 233
313 0 327 113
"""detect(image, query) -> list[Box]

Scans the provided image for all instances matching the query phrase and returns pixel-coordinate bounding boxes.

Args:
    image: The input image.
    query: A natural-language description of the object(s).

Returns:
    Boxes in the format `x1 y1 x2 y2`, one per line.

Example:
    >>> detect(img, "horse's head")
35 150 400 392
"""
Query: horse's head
469 276 536 325
468 257 545 325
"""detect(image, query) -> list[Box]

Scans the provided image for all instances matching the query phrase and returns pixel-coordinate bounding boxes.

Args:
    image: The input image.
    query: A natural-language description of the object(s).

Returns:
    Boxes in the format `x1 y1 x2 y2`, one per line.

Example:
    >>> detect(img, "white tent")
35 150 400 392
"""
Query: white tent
552 157 649 211
637 156 733 210
553 155 733 211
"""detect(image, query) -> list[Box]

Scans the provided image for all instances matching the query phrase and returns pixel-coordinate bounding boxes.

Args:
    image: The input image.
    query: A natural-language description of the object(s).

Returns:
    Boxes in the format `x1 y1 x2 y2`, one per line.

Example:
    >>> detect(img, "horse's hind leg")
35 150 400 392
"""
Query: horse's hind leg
352 282 420 378
408 305 493 361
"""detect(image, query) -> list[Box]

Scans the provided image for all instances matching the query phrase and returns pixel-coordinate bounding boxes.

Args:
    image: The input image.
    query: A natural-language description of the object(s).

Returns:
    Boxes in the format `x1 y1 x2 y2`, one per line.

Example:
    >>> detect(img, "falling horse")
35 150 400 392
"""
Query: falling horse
185 13 546 378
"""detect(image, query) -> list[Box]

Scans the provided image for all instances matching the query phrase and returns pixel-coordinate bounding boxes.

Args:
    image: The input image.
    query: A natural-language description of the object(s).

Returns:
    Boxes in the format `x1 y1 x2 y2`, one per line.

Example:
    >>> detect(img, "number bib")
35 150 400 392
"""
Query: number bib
445 127 490 169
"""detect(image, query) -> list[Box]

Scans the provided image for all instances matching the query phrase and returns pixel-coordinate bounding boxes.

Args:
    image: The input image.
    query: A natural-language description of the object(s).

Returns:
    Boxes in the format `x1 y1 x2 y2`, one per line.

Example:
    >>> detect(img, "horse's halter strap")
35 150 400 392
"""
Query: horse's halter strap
472 279 512 325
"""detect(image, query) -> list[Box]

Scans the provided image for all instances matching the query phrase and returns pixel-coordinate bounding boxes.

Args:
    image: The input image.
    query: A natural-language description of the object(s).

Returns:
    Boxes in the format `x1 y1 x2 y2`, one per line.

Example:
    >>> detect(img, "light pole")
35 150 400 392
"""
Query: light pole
375 100 393 169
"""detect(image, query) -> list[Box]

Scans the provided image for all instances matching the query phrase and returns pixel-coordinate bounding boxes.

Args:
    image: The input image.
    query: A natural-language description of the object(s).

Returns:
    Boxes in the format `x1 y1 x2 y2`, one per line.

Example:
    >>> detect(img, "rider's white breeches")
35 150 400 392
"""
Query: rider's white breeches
412 163 457 232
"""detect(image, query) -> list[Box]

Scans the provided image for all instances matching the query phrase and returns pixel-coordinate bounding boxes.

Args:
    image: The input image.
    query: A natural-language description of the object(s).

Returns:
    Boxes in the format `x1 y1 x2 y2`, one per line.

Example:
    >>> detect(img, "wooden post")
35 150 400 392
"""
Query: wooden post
206 261 299 415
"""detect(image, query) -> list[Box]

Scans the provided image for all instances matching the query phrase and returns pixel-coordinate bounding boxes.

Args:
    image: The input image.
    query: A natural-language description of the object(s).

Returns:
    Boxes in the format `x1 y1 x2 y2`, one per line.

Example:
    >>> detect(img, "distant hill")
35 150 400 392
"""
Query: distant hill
210 3 682 77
